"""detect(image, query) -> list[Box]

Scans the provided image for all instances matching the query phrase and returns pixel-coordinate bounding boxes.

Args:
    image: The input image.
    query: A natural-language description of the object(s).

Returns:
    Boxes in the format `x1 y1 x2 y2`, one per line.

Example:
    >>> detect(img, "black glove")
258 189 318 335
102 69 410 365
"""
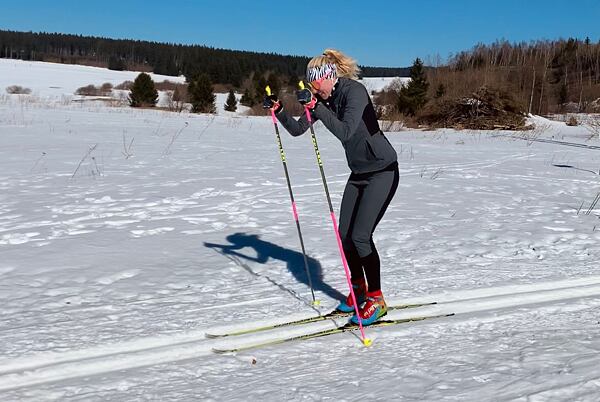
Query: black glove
263 94 283 113
296 89 317 109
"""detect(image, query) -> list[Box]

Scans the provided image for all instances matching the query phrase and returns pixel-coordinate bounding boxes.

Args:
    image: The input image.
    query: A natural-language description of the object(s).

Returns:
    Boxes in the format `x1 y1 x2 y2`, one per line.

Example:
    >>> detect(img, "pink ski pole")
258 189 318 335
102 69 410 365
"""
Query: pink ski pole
299 81 371 346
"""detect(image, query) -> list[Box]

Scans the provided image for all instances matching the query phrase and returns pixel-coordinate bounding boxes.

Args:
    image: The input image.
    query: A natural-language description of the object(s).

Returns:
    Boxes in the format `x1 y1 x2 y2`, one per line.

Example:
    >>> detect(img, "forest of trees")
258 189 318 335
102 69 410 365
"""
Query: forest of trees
0 29 409 87
374 37 600 123
428 38 600 114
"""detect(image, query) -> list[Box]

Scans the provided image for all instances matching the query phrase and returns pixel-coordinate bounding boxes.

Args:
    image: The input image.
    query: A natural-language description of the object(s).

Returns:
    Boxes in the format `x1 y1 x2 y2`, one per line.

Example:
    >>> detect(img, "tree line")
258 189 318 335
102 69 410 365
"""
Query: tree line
6 30 596 117
0 29 409 87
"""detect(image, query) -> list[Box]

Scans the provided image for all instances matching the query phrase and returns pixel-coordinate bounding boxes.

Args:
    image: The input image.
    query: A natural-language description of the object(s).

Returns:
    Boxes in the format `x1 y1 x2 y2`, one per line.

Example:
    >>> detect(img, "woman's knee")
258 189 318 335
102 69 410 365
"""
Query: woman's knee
351 234 373 257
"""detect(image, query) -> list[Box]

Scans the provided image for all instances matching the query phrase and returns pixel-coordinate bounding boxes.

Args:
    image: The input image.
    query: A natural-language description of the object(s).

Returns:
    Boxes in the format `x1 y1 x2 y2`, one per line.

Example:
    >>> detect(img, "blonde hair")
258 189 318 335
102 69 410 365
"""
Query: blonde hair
307 49 361 80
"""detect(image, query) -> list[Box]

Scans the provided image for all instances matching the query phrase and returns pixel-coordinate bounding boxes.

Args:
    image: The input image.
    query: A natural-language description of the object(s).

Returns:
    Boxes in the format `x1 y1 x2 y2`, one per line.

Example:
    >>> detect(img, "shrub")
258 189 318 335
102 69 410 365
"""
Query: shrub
108 56 126 71
115 80 133 90
76 84 100 96
6 85 32 95
75 83 113 97
100 82 113 95
166 84 188 112
566 115 578 126
154 80 181 91
418 86 528 130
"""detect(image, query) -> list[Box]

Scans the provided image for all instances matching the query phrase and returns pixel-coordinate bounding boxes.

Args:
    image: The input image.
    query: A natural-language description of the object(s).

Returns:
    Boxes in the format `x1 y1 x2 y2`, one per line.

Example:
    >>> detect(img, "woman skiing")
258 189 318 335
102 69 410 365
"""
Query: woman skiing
264 49 399 325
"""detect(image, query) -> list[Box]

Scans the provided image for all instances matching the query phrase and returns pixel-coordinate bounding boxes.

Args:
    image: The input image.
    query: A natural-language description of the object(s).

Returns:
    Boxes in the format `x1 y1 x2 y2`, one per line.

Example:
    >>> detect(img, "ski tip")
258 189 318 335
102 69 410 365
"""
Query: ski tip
312 300 321 306
363 338 373 347
212 348 236 355
205 333 225 339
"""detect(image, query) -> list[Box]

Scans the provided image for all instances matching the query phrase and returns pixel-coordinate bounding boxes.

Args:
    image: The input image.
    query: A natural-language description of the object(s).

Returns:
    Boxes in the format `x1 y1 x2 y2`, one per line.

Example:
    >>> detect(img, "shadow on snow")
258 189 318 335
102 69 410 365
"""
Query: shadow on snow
204 232 344 304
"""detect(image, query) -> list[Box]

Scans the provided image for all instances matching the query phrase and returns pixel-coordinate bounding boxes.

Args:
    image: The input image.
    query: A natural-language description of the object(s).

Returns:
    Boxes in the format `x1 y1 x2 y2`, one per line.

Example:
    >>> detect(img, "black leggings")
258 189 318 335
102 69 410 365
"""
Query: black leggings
338 163 399 292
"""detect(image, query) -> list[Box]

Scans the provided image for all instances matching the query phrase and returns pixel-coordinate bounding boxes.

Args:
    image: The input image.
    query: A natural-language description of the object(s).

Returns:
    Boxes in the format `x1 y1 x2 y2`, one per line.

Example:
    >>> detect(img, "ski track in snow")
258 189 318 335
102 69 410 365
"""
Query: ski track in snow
1 277 600 394
2 69 600 399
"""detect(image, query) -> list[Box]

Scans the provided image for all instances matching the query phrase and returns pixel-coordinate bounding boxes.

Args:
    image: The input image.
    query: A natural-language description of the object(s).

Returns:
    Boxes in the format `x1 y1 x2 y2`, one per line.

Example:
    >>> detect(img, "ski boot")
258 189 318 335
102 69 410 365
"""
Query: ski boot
336 278 367 313
351 290 387 325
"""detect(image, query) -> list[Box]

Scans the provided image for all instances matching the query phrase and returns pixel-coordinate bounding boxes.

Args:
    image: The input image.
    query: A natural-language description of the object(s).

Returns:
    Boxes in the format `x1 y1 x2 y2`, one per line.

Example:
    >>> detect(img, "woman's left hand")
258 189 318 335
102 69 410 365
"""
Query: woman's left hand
296 89 317 110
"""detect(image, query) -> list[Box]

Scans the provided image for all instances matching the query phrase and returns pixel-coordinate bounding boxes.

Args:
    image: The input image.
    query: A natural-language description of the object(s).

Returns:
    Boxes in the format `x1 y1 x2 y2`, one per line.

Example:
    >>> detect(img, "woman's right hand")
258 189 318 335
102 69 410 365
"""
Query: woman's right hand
263 94 282 113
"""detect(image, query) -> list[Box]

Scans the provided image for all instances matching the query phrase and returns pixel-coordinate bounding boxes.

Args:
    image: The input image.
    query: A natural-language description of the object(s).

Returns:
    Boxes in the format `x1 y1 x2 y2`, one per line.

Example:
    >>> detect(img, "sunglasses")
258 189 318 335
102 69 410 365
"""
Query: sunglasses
309 73 332 91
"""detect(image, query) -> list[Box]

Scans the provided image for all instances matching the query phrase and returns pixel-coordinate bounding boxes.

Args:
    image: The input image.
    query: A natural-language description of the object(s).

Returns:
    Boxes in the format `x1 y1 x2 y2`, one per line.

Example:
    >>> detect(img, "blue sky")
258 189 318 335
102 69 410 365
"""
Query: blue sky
1 0 599 67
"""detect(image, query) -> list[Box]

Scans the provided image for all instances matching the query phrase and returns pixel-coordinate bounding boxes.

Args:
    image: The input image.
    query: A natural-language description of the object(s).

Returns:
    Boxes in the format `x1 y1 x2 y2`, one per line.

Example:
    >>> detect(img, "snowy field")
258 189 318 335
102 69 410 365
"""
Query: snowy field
359 76 407 93
2 61 600 401
0 59 185 99
0 59 402 113
0 59 246 113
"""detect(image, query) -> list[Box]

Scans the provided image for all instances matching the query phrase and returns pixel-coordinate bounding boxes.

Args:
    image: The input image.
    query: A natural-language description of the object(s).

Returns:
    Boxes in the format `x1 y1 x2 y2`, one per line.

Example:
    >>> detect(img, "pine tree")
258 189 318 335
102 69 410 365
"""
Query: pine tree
397 58 429 115
224 89 238 112
434 83 446 99
240 88 255 107
189 74 216 113
267 72 281 95
287 75 299 90
253 73 267 104
129 72 158 107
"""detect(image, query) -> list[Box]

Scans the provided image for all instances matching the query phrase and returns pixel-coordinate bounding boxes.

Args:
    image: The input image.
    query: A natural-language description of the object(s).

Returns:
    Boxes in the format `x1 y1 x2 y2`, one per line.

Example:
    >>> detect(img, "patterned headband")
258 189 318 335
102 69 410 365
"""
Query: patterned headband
306 63 337 82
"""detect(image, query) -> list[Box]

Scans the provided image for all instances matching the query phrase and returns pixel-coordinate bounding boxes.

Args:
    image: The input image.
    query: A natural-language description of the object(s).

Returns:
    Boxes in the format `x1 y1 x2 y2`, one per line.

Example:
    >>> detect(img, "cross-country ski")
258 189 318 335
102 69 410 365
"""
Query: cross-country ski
212 313 456 354
205 302 437 338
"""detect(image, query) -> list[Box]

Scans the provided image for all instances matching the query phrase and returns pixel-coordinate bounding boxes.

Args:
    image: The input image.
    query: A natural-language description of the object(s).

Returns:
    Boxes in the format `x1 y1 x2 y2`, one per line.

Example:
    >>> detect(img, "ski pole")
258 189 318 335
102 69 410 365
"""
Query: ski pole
265 86 319 306
299 81 371 346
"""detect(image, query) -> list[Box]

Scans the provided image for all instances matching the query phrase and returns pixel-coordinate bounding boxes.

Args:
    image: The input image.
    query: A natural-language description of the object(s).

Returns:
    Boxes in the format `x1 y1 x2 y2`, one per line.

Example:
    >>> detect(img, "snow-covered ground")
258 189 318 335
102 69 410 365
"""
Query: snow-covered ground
0 58 248 114
359 76 408 93
2 61 600 401
0 59 186 99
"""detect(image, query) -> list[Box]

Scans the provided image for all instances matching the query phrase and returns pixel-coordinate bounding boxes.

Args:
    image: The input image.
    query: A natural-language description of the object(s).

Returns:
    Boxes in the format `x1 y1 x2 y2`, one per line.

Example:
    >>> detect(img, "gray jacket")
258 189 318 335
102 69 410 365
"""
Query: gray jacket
276 77 397 174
